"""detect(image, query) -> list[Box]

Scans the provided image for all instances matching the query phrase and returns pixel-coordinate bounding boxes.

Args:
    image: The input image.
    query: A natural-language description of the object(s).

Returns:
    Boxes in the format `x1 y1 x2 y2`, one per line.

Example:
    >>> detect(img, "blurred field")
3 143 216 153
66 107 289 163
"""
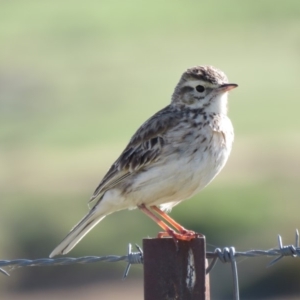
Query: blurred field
1 1 300 299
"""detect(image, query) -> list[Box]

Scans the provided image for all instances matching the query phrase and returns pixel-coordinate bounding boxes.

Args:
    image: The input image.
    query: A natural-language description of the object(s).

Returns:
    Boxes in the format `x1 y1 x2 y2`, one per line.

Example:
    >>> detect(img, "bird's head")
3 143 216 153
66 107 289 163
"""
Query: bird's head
171 65 238 114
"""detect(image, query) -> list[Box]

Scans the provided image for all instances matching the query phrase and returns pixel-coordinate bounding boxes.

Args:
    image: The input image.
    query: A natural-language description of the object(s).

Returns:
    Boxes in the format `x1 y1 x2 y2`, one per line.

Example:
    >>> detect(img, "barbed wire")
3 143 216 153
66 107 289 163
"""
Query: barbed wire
206 229 299 300
0 243 143 279
0 230 299 300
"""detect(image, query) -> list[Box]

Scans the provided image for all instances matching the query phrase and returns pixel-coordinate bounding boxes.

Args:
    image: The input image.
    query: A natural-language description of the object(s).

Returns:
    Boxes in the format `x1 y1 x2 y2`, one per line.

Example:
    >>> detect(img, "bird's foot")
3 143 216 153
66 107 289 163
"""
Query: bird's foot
157 229 202 241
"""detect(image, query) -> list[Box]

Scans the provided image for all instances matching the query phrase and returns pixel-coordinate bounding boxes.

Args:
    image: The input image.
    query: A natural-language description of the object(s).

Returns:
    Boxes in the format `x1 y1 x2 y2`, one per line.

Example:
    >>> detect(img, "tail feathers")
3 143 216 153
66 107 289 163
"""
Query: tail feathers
49 210 105 258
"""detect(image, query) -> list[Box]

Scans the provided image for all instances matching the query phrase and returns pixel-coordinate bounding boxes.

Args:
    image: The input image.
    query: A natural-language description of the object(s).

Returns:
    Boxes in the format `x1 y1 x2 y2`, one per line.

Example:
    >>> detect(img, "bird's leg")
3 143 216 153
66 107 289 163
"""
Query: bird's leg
138 205 185 246
151 205 190 233
138 204 175 236
151 205 201 239
138 205 199 242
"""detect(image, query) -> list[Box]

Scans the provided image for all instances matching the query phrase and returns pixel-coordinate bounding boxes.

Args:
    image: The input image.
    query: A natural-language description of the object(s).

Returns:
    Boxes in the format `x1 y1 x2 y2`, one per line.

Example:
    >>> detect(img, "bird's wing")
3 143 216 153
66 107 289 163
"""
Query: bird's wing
89 105 181 204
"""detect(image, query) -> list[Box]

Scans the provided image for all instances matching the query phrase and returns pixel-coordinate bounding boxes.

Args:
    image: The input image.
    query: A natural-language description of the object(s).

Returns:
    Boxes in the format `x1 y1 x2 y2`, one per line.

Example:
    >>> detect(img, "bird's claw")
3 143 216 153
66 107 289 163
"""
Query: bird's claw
157 230 202 241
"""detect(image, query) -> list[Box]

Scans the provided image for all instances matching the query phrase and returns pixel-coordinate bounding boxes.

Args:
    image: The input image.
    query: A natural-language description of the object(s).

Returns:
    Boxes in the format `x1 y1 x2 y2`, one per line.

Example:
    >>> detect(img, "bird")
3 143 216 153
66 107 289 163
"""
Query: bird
49 65 238 257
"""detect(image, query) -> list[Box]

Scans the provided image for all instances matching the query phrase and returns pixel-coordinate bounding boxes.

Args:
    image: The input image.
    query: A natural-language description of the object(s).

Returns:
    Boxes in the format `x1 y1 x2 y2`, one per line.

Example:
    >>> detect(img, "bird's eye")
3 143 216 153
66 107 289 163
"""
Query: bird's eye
196 85 205 93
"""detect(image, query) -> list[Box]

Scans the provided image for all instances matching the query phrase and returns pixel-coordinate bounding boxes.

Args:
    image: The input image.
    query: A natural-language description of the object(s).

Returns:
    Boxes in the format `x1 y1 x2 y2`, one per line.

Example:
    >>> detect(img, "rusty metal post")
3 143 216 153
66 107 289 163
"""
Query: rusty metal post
143 237 209 300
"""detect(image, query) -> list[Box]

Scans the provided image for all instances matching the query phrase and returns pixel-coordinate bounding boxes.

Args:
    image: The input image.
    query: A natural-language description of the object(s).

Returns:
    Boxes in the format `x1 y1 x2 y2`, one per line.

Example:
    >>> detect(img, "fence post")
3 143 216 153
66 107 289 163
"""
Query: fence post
143 236 209 300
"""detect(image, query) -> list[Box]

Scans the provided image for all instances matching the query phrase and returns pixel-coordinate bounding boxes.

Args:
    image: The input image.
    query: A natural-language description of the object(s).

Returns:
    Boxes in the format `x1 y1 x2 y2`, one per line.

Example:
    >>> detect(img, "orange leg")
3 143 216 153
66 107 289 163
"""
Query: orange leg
138 205 200 241
151 205 195 235
138 204 175 235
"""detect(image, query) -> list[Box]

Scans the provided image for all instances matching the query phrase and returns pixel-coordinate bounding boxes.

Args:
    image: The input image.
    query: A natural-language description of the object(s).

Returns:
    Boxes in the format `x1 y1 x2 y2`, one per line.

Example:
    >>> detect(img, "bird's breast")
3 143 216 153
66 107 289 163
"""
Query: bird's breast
122 116 233 208
172 115 233 194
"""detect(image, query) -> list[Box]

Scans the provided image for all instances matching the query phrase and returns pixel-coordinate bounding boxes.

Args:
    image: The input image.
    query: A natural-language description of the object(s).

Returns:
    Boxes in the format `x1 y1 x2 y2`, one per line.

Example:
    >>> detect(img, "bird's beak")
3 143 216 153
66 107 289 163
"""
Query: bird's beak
217 83 238 93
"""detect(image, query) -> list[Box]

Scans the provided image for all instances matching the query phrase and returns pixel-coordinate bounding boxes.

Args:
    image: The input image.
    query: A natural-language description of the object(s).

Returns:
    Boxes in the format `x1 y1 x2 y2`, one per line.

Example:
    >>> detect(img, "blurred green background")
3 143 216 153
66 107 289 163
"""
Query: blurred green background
1 1 300 299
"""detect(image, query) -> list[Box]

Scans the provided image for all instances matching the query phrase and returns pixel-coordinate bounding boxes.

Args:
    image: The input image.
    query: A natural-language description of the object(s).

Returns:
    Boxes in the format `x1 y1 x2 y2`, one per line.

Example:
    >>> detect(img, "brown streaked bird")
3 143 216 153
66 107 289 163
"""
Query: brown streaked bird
50 65 238 257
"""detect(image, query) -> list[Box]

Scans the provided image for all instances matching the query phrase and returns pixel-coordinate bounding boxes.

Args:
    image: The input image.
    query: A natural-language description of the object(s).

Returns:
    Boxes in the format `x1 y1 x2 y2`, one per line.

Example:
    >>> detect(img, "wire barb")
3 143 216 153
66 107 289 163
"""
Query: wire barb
0 268 9 276
122 244 143 279
268 230 299 267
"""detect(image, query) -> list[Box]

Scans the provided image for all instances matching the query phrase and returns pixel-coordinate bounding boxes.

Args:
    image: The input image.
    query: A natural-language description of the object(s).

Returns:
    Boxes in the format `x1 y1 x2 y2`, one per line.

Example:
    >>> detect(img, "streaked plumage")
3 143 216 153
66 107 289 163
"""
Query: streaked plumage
50 65 237 257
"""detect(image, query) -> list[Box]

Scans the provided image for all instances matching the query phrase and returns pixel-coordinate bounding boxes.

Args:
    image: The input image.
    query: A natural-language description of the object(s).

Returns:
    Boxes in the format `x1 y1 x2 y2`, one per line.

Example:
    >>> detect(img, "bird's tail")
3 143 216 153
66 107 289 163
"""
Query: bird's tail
49 209 105 258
